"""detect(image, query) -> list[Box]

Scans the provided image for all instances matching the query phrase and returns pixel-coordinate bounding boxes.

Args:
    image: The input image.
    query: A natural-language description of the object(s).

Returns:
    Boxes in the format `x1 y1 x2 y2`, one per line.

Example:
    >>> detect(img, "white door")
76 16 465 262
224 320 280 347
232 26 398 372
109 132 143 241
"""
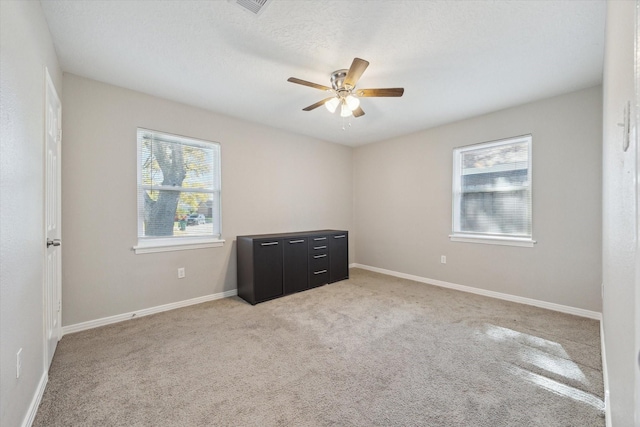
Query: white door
44 67 62 369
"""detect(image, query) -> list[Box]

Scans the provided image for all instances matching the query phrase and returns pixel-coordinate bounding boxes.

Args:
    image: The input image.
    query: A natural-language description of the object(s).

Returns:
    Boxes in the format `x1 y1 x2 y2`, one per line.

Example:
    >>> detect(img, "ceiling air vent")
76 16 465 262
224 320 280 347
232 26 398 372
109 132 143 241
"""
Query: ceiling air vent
231 0 272 16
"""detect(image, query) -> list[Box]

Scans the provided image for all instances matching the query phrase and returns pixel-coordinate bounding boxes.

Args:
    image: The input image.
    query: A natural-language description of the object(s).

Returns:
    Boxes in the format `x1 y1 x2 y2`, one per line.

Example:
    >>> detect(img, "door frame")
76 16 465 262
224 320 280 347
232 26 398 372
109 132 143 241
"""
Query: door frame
634 0 640 420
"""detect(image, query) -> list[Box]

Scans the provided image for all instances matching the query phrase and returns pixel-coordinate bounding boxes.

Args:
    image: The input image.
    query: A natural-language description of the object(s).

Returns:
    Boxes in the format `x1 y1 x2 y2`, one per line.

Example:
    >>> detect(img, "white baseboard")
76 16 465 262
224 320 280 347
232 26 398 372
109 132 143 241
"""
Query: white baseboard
22 371 47 427
600 321 611 427
62 289 238 336
352 263 602 320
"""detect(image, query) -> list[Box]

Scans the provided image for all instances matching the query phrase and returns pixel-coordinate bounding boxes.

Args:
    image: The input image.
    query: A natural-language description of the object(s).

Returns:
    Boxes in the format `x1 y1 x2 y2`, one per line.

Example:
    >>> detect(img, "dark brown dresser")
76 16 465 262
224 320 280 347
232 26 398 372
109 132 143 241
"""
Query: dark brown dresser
237 230 349 305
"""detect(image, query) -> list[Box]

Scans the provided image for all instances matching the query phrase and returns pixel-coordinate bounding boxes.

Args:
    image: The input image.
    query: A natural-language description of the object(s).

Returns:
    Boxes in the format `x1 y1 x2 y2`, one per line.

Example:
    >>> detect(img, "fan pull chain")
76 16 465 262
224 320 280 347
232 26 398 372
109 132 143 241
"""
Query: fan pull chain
341 116 352 131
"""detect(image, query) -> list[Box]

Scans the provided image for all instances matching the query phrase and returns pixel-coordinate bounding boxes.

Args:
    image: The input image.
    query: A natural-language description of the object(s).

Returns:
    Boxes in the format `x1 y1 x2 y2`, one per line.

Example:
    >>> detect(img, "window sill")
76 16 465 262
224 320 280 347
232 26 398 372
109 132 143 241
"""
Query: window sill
449 234 536 247
133 238 225 254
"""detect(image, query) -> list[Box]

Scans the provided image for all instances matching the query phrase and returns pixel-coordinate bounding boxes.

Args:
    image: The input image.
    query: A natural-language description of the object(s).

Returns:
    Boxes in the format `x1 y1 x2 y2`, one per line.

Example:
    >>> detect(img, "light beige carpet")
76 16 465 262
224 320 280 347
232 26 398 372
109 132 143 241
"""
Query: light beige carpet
34 268 604 426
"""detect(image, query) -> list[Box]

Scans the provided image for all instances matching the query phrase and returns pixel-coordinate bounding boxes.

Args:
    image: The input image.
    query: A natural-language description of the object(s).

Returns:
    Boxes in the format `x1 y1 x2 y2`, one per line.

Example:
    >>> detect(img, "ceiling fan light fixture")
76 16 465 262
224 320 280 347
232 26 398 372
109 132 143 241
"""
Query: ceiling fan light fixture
288 57 404 120
325 97 340 113
340 102 352 117
345 94 360 110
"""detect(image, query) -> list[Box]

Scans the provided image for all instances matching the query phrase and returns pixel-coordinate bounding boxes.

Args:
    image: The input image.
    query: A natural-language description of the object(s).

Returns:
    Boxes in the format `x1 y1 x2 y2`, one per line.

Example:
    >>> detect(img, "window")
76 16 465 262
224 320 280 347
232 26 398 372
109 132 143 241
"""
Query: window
451 135 534 247
134 128 223 254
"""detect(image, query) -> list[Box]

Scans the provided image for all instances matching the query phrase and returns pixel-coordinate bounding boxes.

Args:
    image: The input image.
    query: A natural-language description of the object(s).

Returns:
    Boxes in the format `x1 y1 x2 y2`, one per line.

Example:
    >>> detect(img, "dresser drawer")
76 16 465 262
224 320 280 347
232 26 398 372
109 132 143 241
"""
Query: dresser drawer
309 267 329 288
309 254 329 272
309 235 329 255
309 238 330 287
309 251 328 263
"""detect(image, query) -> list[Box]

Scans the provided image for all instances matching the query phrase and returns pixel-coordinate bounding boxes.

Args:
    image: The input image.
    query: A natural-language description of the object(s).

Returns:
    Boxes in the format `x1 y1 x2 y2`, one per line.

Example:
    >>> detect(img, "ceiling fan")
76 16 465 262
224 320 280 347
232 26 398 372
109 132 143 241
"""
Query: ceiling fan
287 58 404 118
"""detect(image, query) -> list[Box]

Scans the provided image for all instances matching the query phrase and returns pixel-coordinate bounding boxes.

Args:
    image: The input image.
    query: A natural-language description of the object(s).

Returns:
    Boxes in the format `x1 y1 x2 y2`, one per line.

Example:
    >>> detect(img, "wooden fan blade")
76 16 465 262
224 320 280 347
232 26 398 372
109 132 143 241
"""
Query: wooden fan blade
344 58 369 89
352 106 365 118
303 97 336 111
287 77 332 91
356 88 404 97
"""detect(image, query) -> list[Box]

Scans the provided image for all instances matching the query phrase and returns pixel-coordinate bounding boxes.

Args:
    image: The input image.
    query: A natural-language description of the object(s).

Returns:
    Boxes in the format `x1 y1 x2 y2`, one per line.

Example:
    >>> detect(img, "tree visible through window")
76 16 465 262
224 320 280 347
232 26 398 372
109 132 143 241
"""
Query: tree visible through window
452 135 532 242
137 129 221 241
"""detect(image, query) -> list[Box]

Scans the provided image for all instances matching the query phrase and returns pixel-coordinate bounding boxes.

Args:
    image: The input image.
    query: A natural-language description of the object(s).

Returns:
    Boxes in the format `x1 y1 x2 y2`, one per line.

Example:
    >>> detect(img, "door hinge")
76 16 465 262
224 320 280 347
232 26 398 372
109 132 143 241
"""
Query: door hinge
57 129 62 143
58 300 61 312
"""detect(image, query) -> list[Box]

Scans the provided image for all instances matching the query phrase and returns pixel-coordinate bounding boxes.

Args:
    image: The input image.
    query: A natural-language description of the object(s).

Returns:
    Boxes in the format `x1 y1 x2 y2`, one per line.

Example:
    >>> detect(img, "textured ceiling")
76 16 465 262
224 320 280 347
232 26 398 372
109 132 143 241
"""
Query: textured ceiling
40 0 606 146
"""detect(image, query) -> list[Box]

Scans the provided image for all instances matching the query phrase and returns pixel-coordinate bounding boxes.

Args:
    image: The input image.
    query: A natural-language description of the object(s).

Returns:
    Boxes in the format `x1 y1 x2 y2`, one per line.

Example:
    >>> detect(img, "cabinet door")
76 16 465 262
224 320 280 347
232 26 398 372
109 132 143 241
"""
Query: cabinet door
329 233 349 283
253 240 283 302
283 238 308 294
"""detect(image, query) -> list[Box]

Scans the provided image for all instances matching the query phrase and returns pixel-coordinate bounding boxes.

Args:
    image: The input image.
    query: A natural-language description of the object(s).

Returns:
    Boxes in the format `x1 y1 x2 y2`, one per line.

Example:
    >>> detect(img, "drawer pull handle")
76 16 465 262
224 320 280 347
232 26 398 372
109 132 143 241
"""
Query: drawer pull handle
334 235 346 239
260 242 279 246
289 239 305 244
313 270 327 275
313 237 327 241
314 254 327 259
313 245 327 250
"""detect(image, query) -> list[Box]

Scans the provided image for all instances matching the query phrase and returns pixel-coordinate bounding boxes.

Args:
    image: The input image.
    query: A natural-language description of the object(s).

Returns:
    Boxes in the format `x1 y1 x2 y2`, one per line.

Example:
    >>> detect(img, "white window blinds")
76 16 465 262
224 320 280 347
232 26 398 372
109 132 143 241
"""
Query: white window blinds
453 135 532 240
137 129 221 240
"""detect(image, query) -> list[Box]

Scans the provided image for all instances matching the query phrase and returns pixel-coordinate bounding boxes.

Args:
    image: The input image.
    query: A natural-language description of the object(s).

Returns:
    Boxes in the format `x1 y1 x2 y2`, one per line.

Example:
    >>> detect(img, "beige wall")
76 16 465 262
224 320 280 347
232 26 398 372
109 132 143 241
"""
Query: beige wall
601 0 638 424
0 2 62 426
354 86 602 312
61 74 353 326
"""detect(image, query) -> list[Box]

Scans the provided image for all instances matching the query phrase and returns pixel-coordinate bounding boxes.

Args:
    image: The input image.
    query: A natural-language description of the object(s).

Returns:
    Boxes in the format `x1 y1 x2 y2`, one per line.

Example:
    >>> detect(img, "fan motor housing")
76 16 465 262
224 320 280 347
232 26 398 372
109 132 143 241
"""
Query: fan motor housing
330 69 349 91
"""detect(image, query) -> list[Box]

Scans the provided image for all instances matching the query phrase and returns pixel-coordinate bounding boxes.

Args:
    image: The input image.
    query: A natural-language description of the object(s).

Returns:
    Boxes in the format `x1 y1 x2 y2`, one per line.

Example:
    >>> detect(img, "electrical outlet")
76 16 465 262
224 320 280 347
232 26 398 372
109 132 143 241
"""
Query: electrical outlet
178 268 185 279
16 348 22 378
440 255 447 264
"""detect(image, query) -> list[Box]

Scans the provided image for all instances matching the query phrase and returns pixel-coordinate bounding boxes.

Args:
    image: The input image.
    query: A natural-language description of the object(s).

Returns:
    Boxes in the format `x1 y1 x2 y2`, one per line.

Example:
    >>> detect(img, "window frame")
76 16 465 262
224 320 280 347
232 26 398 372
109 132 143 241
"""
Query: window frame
133 128 224 254
450 135 536 247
